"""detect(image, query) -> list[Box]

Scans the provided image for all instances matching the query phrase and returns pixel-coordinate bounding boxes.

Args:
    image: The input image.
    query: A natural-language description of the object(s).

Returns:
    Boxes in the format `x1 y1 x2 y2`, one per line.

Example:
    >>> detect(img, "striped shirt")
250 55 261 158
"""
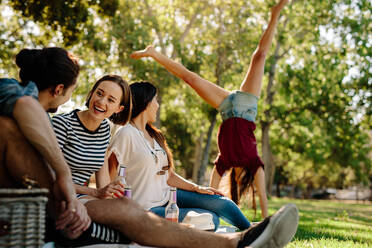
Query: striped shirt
52 110 124 243
52 109 111 185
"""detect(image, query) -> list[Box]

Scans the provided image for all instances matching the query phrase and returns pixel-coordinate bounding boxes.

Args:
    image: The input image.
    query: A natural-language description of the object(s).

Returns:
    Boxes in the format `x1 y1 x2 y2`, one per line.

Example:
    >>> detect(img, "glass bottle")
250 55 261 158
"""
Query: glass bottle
116 165 127 186
114 164 127 198
165 187 179 222
124 185 132 198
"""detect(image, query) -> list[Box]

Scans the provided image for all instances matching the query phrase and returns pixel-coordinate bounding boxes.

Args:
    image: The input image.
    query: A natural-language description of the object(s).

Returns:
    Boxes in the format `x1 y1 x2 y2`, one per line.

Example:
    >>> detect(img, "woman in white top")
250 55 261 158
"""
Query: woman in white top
108 81 252 230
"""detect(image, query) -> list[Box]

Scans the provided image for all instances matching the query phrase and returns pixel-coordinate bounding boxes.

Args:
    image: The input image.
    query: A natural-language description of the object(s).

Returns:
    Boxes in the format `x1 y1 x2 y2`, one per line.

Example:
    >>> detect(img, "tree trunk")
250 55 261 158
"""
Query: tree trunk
197 113 217 185
260 17 290 196
195 8 232 185
370 174 372 201
304 183 313 199
276 183 281 197
155 94 162 128
192 132 204 182
290 185 295 198
262 121 275 195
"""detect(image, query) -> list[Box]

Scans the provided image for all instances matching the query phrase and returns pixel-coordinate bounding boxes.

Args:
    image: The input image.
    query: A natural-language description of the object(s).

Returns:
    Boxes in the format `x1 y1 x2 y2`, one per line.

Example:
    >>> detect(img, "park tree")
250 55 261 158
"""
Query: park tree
265 0 371 195
6 0 118 46
0 3 60 77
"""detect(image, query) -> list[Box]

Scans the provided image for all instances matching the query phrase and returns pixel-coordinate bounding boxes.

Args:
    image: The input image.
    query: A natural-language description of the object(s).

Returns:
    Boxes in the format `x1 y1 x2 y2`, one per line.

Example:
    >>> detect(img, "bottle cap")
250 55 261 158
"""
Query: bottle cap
118 165 126 176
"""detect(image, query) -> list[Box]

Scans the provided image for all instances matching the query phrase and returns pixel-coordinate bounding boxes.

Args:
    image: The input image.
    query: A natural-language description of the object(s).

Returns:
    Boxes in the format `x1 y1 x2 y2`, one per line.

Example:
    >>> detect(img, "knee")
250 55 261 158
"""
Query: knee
116 197 145 216
252 49 267 63
211 195 237 211
221 197 239 209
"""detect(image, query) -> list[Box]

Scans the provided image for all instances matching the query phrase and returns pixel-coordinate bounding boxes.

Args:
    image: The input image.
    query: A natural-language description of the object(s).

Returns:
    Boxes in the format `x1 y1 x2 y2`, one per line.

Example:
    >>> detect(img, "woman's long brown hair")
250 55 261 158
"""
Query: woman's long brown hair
230 167 256 216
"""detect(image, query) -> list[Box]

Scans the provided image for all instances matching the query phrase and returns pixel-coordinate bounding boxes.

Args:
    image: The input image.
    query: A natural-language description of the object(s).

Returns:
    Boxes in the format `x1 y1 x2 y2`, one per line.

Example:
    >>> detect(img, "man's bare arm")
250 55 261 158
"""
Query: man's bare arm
13 96 70 179
13 96 90 233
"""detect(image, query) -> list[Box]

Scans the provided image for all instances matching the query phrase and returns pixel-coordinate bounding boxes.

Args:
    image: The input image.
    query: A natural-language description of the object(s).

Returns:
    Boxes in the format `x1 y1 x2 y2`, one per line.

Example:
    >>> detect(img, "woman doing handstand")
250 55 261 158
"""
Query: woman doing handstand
130 0 289 218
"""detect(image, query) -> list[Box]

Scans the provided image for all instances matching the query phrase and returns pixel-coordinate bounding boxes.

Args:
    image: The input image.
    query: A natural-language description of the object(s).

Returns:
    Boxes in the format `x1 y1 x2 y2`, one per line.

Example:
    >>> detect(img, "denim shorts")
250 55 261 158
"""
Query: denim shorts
0 78 38 117
218 90 258 122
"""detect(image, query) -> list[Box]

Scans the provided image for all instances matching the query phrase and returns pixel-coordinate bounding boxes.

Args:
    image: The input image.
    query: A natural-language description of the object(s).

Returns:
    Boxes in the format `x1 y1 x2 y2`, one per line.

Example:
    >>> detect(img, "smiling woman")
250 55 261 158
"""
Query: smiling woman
52 75 131 189
50 75 133 243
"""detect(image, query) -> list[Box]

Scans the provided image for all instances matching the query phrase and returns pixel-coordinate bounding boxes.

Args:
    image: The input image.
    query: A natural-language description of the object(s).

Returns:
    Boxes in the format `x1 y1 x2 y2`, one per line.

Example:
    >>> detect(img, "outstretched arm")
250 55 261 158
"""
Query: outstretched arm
131 46 230 109
167 170 224 195
240 0 289 96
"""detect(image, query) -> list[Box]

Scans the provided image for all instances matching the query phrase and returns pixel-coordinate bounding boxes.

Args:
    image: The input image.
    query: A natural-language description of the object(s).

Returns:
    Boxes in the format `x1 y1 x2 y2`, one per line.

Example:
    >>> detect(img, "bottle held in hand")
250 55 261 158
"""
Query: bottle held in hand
114 164 127 198
116 165 127 185
124 185 131 198
165 187 179 222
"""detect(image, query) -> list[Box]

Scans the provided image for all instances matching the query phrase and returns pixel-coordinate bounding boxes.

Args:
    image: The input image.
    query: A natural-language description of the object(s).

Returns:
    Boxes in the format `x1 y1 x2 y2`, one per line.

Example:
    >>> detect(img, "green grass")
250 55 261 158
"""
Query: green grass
226 197 372 248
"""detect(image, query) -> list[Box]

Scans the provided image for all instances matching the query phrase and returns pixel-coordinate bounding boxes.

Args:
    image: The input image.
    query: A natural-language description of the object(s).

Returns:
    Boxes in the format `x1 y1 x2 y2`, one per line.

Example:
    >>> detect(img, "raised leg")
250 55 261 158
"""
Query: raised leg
240 0 289 96
0 116 60 224
0 116 55 192
131 46 230 109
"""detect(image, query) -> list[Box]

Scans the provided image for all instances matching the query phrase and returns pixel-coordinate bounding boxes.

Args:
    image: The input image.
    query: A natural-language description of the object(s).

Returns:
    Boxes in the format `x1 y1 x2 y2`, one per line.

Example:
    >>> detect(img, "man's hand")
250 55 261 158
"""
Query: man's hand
56 199 91 235
53 175 91 234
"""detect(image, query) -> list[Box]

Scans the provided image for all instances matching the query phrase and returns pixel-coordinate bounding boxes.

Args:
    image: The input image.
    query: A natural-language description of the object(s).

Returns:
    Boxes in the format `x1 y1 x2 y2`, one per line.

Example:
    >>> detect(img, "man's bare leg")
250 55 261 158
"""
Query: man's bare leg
0 116 59 220
0 116 91 239
0 116 55 192
240 0 289 96
86 198 299 248
85 198 239 248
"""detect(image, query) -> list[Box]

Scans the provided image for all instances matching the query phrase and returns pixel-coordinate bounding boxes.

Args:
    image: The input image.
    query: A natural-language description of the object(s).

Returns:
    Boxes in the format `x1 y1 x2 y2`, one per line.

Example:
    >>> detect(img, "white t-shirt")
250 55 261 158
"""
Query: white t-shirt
108 124 170 210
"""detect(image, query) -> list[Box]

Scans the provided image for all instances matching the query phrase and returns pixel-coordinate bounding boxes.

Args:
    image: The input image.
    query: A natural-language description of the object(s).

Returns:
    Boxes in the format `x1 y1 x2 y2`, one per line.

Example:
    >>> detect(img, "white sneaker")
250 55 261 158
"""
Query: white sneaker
237 204 299 248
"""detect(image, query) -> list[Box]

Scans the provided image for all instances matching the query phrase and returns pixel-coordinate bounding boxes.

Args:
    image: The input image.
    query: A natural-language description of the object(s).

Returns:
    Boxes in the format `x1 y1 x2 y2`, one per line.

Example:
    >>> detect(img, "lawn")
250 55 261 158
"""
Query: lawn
236 197 372 248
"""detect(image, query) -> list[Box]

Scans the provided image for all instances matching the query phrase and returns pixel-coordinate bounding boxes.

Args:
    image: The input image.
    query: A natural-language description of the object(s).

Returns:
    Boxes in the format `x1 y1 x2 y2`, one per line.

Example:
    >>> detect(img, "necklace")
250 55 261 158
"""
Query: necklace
131 122 159 164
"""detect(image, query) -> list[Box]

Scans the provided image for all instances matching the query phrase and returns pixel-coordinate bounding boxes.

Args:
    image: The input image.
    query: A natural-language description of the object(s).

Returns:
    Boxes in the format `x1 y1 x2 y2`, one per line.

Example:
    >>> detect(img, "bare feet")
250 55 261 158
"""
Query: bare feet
272 0 289 15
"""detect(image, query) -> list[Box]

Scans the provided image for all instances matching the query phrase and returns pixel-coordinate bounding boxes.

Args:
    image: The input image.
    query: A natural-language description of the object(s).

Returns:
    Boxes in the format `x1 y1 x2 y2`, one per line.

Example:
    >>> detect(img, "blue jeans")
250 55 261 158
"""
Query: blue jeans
150 189 250 230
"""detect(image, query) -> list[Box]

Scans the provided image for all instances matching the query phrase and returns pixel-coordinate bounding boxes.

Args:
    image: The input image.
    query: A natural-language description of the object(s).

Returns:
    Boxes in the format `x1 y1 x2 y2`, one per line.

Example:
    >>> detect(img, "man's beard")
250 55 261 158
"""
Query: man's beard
47 107 58 113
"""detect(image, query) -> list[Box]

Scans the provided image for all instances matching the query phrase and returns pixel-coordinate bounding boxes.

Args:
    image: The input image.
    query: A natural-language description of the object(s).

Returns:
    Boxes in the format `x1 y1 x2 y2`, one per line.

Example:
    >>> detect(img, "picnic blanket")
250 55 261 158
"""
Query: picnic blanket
43 226 236 248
